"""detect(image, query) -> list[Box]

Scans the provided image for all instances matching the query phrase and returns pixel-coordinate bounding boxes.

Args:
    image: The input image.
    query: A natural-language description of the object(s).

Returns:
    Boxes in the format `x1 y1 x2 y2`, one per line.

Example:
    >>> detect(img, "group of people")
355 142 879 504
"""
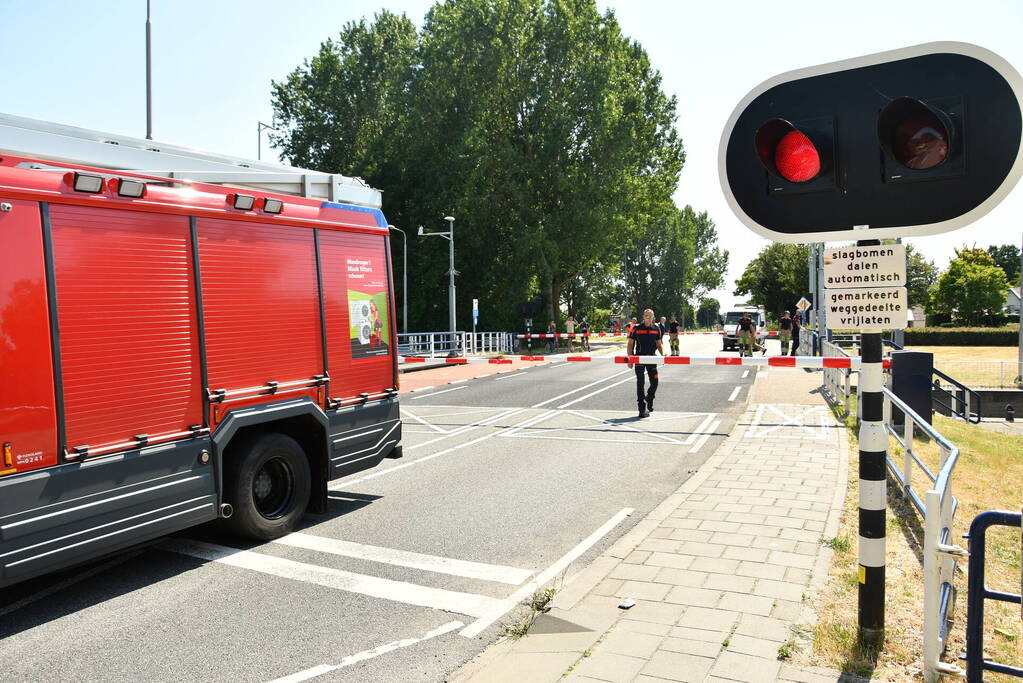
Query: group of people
736 310 802 356
545 316 591 352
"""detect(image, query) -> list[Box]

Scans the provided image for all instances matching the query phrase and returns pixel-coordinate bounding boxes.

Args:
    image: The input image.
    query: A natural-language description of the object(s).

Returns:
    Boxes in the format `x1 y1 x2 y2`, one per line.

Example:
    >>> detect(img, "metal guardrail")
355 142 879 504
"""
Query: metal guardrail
932 368 982 424
881 387 966 682
821 339 853 415
397 331 515 357
963 510 1023 682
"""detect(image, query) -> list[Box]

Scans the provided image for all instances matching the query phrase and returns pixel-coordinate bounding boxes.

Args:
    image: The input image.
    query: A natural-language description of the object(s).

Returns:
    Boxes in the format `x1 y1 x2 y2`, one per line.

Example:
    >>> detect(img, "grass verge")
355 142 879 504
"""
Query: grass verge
804 396 1022 681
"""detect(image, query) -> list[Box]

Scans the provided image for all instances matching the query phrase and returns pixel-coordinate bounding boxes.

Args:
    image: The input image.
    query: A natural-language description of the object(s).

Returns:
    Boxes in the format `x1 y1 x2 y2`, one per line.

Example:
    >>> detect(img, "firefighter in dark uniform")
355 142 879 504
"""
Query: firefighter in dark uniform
627 309 665 418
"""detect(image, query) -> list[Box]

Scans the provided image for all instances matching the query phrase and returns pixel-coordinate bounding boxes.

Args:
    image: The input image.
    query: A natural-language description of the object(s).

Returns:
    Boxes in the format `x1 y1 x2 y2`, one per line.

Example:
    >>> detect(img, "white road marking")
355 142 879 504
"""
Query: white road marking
532 369 632 408
274 533 533 585
408 385 435 393
493 372 527 381
501 409 691 446
332 408 537 486
746 404 829 439
400 408 448 434
741 370 750 379
449 378 468 384
265 620 464 683
410 385 467 400
728 386 742 402
459 507 634 638
557 375 636 409
0 549 144 618
689 419 721 453
683 413 717 445
160 539 503 618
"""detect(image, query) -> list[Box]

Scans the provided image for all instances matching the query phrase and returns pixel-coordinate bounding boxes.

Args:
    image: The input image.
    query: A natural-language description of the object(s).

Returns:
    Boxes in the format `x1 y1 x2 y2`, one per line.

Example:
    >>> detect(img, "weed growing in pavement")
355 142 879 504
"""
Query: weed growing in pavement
501 588 558 639
777 639 796 660
820 536 851 553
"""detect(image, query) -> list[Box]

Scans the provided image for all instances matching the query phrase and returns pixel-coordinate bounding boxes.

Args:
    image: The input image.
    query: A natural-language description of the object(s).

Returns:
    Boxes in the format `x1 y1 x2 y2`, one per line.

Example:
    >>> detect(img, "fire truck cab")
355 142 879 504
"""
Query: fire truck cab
0 113 401 588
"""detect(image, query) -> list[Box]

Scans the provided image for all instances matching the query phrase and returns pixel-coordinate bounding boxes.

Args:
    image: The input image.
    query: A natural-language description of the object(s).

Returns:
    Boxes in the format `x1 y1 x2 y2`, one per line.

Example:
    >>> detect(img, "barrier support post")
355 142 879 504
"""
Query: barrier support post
858 331 886 647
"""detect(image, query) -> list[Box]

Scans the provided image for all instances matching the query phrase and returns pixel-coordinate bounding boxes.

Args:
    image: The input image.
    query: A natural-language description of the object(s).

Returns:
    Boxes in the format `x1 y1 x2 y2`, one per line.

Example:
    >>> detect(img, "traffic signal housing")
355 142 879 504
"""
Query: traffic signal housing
720 42 1023 243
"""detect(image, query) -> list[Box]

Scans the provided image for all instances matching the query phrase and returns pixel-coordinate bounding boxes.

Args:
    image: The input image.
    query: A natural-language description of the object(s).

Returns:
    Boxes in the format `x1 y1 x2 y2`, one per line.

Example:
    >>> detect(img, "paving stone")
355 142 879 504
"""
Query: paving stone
660 516 703 530
625 550 652 564
765 515 806 530
617 580 672 601
677 541 727 558
718 592 774 616
611 563 661 582
708 532 755 547
648 526 674 538
734 614 792 642
599 629 665 659
723 546 769 562
684 510 731 522
593 578 623 596
653 567 707 587
702 573 755 593
667 528 714 542
659 635 722 658
753 579 806 602
772 599 803 621
689 557 740 573
767 550 815 569
752 536 798 552
663 585 722 607
464 651 579 683
697 520 741 533
617 619 671 637
727 633 785 659
710 651 781 683
571 651 647 682
725 512 767 524
713 502 752 513
784 567 811 584
668 625 729 643
777 663 846 682
638 538 683 553
794 541 819 556
736 561 787 580
640 650 714 682
645 552 695 570
674 606 739 631
779 528 822 543
623 599 686 625
804 520 825 532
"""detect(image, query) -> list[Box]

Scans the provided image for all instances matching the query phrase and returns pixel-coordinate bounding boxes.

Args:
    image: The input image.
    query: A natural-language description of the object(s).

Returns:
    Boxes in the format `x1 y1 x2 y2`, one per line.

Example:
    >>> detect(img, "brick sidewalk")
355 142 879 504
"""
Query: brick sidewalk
453 367 853 683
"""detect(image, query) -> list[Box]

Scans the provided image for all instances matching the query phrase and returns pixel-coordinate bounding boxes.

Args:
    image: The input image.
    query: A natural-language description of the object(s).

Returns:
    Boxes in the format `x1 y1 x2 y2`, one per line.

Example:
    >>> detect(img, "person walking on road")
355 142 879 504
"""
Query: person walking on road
565 315 577 351
778 310 792 356
579 317 591 352
667 316 680 356
628 309 664 418
737 312 755 357
545 319 557 354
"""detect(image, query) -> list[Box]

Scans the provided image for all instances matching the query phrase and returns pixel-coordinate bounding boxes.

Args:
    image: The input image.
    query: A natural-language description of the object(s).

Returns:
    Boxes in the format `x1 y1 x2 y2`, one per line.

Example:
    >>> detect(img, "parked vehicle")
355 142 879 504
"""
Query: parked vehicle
0 113 401 588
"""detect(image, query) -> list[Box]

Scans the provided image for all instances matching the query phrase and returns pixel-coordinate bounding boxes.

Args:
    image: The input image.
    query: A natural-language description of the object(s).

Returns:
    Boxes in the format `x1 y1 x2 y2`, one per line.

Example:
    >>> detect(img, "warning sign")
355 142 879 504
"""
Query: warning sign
823 244 906 289
825 287 907 330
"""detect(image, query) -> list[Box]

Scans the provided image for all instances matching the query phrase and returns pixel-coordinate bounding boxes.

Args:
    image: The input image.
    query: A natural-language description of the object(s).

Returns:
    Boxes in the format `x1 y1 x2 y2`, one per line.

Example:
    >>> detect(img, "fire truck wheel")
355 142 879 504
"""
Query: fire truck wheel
223 432 312 541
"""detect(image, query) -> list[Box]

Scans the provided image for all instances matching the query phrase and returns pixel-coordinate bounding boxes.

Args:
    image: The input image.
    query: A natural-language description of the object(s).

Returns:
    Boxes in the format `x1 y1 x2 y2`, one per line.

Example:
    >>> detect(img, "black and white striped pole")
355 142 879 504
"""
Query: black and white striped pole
858 327 886 645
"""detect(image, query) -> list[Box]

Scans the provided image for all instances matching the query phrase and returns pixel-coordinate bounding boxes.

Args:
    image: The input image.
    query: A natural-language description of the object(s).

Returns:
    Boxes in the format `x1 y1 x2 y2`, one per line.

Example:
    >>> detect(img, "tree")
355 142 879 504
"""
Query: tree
929 247 1009 325
905 244 938 309
270 1 686 331
696 298 720 328
987 244 1021 286
733 243 810 321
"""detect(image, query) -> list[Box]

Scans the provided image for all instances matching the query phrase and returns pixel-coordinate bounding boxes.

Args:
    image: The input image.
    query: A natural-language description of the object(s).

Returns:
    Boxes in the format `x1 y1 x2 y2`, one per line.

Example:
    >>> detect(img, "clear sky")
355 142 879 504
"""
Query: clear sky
3 0 1022 312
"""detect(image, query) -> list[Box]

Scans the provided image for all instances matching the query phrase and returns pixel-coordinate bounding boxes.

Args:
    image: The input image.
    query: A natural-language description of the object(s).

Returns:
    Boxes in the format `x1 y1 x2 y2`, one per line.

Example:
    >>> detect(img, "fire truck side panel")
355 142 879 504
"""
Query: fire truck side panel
0 438 216 587
318 231 400 474
49 205 204 453
197 218 324 394
0 199 59 474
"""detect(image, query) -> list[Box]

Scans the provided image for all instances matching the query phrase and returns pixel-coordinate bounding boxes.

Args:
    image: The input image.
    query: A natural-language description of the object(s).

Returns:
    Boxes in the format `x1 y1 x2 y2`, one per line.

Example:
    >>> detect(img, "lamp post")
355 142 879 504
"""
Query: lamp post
418 216 457 334
257 121 277 160
388 225 408 333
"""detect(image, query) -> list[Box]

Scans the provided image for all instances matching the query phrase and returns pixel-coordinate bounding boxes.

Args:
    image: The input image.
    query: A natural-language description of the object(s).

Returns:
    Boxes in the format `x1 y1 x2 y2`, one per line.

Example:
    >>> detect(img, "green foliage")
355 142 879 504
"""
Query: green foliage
987 243 1021 285
905 244 937 309
903 327 1018 346
733 243 810 321
928 247 1009 325
271 1 692 331
696 297 720 328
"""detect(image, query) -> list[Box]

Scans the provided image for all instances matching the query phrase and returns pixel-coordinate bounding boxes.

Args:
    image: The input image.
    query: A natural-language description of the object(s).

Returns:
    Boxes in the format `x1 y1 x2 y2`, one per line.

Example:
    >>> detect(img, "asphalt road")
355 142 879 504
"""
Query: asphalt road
0 336 763 683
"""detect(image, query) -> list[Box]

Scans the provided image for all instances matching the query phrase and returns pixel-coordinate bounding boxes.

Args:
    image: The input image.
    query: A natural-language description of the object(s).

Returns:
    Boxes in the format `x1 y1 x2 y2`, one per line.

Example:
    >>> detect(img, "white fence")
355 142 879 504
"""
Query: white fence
397 331 514 357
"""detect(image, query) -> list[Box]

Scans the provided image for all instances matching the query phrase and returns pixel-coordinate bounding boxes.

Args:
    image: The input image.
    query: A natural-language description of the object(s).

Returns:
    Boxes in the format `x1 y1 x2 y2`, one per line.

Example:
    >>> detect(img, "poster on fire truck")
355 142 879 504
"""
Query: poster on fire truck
346 244 390 359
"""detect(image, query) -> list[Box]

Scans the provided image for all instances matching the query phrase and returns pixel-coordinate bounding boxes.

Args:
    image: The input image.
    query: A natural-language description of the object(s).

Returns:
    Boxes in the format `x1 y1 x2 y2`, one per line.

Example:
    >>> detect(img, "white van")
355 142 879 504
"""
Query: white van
721 307 766 351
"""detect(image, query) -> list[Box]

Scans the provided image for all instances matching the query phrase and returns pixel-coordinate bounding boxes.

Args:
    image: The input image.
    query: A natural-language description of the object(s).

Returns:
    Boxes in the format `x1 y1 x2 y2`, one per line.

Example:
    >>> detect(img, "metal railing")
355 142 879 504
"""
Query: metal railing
881 387 966 682
398 331 515 358
963 510 1023 681
821 339 853 415
932 368 983 423
933 359 1023 389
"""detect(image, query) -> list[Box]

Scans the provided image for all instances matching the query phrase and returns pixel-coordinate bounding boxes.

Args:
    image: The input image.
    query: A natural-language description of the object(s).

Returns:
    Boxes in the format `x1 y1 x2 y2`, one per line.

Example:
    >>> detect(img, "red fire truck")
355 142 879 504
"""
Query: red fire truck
0 114 402 587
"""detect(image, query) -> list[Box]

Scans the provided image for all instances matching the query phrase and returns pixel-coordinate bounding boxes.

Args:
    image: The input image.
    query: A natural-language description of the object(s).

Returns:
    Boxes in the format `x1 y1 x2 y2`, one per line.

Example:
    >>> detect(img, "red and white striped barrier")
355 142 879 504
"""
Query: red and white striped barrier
399 355 888 369
515 332 782 338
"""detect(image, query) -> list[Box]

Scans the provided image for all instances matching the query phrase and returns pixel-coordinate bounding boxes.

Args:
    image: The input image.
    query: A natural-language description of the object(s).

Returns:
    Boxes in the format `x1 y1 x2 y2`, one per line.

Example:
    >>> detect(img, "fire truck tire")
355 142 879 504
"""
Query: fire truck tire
223 432 312 541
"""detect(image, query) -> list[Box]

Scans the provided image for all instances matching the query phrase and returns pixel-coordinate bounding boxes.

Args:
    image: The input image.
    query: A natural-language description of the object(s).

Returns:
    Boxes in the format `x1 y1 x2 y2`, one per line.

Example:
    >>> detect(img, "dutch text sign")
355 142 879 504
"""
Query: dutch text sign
823 244 906 288
826 287 907 330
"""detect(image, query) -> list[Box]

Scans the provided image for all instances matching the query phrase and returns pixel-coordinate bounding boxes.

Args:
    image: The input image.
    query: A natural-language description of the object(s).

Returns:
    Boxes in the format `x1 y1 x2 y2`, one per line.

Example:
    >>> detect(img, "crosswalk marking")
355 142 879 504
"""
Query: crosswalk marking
746 404 829 439
160 539 505 618
273 533 534 585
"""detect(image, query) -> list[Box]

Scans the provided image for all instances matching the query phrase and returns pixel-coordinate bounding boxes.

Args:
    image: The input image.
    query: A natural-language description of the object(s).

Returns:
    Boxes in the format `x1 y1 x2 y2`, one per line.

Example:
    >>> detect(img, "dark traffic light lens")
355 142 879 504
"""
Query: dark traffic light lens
878 97 952 170
775 131 821 182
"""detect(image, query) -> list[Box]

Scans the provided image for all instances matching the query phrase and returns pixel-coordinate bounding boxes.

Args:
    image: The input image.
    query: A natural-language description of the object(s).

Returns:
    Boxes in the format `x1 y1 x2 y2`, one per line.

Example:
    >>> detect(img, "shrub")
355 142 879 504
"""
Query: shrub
903 327 1018 346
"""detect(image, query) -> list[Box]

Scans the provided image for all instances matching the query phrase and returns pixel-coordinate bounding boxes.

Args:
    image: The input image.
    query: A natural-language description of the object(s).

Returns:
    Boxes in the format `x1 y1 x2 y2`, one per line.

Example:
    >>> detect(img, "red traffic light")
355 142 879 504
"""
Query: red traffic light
755 119 822 183
877 97 952 170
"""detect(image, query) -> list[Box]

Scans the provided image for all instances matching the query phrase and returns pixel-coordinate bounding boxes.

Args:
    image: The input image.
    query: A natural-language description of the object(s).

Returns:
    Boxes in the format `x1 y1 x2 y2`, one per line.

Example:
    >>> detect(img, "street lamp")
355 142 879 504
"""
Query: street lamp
257 121 277 160
418 216 457 334
388 225 408 333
